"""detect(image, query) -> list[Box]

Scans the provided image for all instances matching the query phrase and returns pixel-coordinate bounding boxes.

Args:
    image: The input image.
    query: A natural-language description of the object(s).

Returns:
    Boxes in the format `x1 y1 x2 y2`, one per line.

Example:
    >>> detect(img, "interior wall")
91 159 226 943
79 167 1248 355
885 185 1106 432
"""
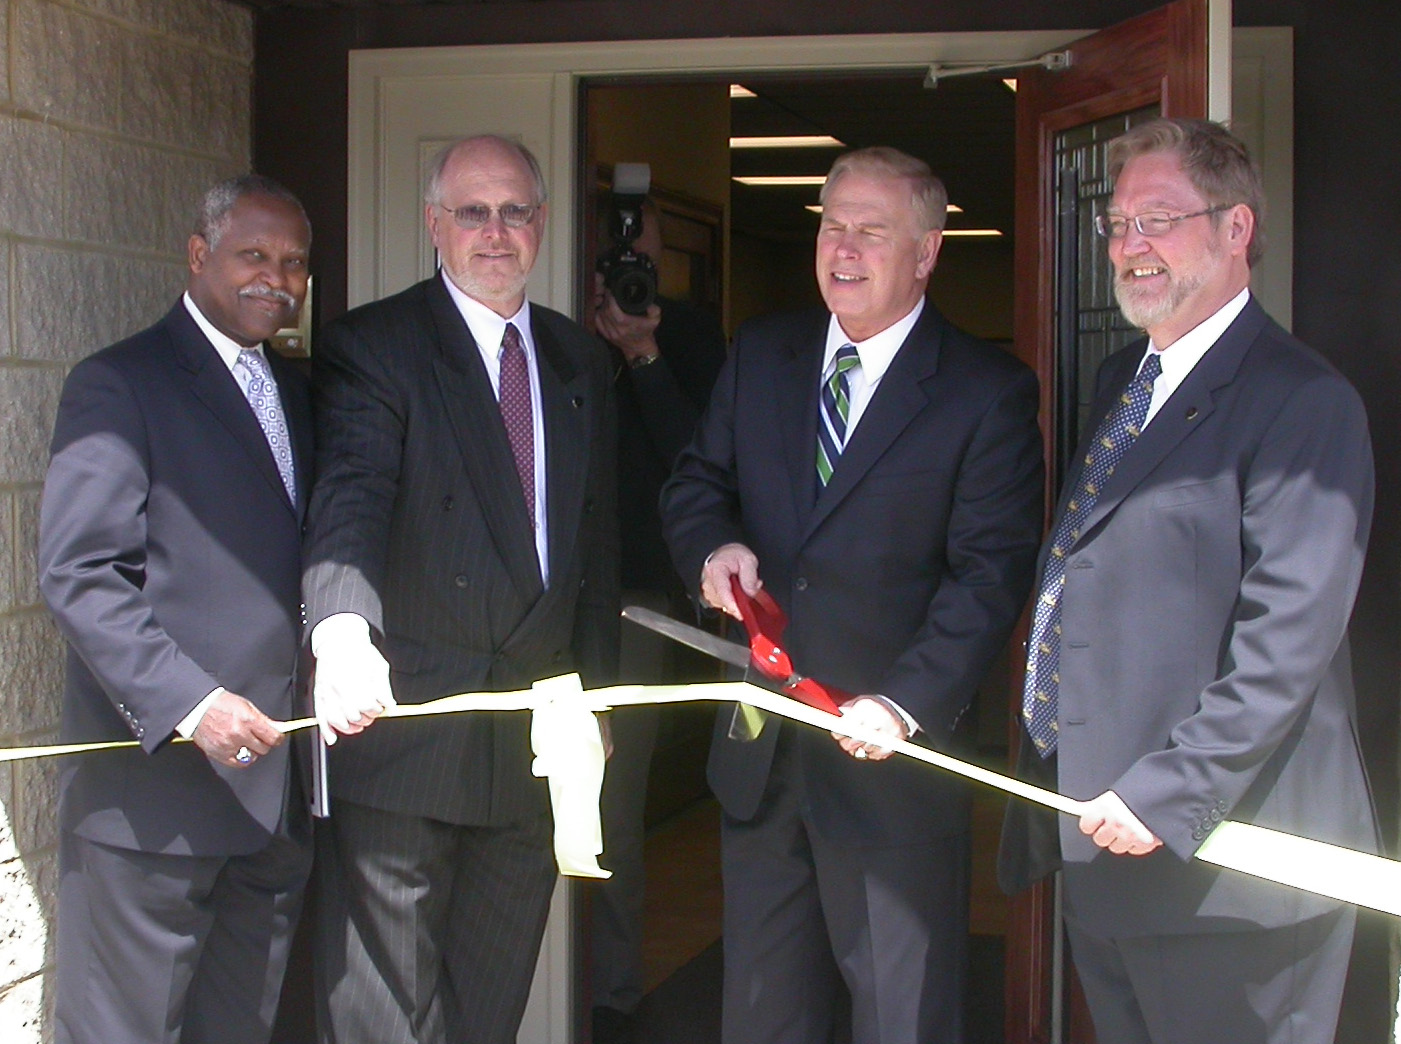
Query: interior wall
587 82 730 319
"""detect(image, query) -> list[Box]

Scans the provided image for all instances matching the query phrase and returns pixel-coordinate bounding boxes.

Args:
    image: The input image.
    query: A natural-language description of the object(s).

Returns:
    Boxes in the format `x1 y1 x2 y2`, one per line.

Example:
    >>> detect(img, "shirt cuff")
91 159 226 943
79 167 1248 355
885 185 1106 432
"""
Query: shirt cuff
311 612 372 658
868 694 921 737
176 688 225 738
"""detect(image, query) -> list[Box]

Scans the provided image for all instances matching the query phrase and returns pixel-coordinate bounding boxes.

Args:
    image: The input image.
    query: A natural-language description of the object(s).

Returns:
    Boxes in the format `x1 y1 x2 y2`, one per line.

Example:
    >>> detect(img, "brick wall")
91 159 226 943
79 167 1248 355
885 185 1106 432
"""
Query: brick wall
0 1 253 1037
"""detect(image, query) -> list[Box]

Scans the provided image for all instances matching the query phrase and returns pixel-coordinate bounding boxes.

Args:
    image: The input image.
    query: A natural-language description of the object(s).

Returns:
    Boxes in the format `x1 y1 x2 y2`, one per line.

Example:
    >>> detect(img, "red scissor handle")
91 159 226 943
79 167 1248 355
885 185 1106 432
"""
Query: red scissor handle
730 577 847 715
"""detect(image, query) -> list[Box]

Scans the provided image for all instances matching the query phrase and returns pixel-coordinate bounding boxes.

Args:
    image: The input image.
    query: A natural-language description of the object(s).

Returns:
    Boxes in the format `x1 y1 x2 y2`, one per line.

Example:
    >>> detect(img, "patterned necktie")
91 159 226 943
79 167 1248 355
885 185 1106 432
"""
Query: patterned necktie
1022 351 1163 758
499 323 536 525
235 348 296 503
816 343 861 486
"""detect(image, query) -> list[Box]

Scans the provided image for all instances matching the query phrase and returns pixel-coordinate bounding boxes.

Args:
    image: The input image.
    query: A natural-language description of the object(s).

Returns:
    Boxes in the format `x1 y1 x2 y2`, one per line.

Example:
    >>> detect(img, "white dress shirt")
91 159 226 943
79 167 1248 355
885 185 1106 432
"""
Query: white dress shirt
442 272 551 585
821 297 925 441
820 298 927 736
1139 287 1251 427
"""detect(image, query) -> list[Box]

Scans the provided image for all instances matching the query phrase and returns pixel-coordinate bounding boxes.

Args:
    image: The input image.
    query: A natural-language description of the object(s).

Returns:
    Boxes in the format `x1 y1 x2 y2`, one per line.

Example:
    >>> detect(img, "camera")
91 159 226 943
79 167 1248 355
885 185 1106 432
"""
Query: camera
597 163 658 316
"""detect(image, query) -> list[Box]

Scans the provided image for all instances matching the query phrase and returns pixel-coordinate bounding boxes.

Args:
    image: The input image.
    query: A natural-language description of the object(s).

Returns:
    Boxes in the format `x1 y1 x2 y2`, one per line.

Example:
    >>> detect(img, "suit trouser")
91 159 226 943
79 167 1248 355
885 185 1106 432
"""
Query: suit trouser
1066 906 1356 1044
55 825 311 1044
314 799 557 1044
720 734 970 1044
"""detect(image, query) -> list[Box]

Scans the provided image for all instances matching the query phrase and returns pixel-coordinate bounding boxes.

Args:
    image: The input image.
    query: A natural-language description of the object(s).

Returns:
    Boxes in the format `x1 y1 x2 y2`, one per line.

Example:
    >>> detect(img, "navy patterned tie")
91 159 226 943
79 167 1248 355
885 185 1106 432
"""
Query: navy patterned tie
816 343 861 486
1022 351 1162 757
236 348 296 503
499 323 535 525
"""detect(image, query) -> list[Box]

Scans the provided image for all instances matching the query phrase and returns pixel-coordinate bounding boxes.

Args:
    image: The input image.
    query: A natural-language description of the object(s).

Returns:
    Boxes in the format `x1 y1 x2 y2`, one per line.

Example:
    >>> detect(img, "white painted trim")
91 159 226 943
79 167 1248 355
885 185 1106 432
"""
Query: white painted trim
1208 0 1234 122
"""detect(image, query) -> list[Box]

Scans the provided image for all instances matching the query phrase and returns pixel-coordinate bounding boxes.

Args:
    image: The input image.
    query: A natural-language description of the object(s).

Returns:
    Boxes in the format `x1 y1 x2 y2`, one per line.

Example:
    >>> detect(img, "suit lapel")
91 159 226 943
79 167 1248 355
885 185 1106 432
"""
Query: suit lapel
775 315 828 529
804 308 941 539
426 280 544 599
1077 298 1268 543
168 305 297 517
535 316 590 590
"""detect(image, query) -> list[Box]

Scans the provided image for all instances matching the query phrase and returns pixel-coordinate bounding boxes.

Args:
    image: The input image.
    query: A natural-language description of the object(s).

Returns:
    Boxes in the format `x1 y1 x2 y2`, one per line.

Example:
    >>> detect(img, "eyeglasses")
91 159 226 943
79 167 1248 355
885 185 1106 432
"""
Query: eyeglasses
441 202 540 229
1093 204 1234 239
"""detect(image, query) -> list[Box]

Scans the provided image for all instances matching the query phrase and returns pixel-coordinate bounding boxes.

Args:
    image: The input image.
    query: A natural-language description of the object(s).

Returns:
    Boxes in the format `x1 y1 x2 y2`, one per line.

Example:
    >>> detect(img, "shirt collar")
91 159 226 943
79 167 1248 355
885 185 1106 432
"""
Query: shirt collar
441 270 533 356
1144 286 1251 377
823 297 925 381
182 292 261 371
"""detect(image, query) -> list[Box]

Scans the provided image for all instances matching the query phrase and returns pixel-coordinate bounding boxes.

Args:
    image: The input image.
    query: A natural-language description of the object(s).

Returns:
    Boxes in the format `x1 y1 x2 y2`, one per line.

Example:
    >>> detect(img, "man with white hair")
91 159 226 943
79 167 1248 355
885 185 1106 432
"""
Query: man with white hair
663 146 1043 1044
303 134 618 1044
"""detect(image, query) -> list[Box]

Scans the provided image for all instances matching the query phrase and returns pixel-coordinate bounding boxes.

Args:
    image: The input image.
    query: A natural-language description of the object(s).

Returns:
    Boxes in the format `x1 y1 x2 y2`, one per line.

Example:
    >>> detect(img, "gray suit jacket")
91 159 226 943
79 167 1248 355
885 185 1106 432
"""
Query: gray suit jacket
39 302 313 857
1000 296 1379 936
302 275 619 826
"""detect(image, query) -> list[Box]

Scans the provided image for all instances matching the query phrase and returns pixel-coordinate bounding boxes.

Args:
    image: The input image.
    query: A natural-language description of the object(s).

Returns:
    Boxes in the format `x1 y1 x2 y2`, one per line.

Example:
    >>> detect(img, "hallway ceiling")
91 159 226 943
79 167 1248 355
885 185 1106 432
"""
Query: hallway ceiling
726 73 1016 244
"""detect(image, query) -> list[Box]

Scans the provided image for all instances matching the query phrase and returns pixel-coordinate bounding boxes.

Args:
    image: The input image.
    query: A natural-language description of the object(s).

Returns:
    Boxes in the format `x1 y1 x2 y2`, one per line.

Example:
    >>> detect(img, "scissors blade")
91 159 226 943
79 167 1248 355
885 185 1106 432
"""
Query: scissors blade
621 605 753 672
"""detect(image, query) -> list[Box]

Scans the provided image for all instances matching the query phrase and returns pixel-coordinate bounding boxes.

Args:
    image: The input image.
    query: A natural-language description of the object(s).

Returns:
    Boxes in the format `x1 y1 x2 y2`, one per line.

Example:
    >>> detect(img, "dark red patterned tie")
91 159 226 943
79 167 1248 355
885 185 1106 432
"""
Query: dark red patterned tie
499 323 535 525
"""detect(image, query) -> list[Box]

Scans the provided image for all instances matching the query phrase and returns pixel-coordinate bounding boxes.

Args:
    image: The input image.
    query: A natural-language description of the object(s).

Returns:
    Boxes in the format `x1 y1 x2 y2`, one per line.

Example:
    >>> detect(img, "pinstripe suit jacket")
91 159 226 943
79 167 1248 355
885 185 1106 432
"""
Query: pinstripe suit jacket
303 275 619 826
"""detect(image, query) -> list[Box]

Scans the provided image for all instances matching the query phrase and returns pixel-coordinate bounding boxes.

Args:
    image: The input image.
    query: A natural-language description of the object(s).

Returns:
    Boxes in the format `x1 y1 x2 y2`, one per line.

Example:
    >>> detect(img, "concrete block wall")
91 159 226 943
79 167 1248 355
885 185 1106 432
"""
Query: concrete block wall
0 1 253 1037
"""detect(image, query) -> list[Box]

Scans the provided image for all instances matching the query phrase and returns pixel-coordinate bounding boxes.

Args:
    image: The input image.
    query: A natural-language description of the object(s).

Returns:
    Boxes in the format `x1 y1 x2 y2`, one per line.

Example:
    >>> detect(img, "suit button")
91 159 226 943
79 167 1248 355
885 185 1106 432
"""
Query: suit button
572 395 584 408
583 499 594 514
552 651 563 663
443 496 454 511
579 578 587 590
1192 827 1204 841
1209 809 1221 822
794 577 808 591
454 574 469 588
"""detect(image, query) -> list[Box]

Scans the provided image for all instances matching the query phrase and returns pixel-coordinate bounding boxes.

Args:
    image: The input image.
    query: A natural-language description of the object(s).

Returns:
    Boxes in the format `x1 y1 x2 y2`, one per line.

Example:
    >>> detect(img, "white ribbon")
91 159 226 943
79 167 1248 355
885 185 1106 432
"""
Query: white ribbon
7 675 1400 916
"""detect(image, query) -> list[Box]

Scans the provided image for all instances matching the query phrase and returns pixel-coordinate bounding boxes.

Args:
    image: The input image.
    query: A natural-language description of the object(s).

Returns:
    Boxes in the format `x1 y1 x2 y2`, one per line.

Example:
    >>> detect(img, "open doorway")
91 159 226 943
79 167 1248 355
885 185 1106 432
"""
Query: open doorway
580 71 1021 1044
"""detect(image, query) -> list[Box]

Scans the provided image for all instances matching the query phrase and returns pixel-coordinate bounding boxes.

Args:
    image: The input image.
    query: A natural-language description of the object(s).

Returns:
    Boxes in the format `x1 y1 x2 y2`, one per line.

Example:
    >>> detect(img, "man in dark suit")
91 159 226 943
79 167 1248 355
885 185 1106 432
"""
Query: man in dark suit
39 176 314 1044
661 147 1043 1044
302 135 618 1044
999 118 1377 1044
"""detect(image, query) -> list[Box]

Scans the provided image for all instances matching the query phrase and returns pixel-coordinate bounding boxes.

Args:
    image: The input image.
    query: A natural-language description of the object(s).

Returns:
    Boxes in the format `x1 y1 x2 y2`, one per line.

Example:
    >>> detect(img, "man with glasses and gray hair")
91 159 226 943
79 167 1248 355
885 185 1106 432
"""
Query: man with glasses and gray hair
303 134 618 1044
1000 117 1377 1044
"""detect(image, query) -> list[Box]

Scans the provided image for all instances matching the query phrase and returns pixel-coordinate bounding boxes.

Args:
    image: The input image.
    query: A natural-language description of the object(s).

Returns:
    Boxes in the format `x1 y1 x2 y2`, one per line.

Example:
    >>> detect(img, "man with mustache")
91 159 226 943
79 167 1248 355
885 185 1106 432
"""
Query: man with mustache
1000 118 1378 1044
662 146 1043 1044
302 135 618 1044
39 176 314 1043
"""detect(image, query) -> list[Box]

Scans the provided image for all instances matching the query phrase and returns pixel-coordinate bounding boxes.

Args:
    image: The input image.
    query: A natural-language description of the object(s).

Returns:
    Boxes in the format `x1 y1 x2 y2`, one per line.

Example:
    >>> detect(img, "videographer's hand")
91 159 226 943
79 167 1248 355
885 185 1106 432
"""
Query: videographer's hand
593 273 662 364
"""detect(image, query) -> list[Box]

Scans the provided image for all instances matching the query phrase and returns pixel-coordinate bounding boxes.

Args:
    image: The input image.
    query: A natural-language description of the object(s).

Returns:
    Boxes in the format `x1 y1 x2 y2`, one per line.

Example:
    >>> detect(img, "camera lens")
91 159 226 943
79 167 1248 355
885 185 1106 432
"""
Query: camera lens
611 268 656 316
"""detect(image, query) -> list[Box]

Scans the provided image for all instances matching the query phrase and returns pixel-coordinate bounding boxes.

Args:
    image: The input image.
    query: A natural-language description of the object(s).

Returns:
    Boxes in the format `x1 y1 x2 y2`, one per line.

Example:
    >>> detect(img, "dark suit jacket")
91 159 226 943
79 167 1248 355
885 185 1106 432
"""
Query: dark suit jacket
614 295 727 595
302 275 619 827
1000 296 1378 937
39 301 313 857
662 304 1043 846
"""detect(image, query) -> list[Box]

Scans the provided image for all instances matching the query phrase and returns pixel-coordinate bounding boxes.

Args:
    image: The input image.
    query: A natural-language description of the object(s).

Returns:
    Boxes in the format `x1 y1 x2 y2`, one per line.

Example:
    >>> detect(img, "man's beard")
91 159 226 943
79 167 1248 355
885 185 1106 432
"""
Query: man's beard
444 260 530 308
1113 266 1207 331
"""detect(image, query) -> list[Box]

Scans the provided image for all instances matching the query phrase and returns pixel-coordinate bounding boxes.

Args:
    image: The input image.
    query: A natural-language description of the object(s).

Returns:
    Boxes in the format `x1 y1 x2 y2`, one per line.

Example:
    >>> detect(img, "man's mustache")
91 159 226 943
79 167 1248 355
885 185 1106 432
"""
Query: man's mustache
239 285 297 306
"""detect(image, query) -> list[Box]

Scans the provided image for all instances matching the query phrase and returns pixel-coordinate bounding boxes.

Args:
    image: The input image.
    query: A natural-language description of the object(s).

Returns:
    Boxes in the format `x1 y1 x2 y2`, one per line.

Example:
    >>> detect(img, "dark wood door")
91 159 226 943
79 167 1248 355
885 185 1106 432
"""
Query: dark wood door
1006 3 1212 1042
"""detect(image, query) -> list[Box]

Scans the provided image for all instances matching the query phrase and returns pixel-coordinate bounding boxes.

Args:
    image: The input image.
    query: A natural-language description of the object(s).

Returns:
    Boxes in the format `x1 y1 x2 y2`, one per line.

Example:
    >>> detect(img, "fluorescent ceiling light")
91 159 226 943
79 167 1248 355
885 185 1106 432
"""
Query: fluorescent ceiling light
736 175 829 187
803 203 967 213
730 84 757 98
729 135 845 149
